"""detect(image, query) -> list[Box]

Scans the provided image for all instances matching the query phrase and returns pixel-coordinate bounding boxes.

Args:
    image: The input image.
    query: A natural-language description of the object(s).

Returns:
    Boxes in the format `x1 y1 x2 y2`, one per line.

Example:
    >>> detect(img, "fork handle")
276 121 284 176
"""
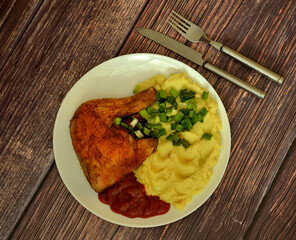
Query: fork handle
203 62 266 99
221 46 284 85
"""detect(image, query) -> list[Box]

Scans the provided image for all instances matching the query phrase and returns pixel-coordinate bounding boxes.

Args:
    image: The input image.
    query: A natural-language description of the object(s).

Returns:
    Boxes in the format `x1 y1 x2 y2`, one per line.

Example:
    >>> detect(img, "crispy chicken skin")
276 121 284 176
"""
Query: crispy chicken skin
70 88 157 192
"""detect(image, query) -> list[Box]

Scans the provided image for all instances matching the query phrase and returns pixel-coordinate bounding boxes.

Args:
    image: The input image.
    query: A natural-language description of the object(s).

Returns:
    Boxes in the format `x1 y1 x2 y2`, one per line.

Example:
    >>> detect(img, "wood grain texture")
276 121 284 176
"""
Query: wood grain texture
2 0 296 239
0 0 43 70
0 0 148 239
245 140 296 240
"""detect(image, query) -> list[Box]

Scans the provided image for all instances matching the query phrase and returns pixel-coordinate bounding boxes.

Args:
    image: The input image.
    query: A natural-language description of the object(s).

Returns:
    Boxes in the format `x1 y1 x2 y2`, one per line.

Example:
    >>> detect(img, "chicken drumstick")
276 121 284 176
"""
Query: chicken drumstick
70 88 157 192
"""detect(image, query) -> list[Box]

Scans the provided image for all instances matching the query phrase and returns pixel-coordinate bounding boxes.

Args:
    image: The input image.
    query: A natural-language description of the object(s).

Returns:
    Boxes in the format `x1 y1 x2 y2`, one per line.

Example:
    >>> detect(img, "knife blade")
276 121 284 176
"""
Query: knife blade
136 27 266 99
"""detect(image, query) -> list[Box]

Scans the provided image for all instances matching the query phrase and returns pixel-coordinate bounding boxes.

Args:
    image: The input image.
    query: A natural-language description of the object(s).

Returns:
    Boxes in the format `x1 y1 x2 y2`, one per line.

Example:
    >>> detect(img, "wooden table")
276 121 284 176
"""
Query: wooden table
1 0 295 239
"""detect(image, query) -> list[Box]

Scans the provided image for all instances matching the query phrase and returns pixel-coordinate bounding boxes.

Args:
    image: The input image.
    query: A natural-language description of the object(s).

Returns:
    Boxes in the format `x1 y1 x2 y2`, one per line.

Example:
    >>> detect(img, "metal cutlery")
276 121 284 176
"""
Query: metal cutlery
167 11 284 84
137 27 266 99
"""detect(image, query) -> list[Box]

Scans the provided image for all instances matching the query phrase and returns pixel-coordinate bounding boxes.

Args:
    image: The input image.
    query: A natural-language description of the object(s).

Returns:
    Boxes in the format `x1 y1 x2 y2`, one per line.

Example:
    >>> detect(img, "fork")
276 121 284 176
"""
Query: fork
167 11 284 85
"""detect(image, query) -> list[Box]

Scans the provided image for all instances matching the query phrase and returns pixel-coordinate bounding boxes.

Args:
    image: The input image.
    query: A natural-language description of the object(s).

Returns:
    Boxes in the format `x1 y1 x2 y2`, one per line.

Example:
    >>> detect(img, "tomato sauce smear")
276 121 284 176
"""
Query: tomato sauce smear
99 173 170 218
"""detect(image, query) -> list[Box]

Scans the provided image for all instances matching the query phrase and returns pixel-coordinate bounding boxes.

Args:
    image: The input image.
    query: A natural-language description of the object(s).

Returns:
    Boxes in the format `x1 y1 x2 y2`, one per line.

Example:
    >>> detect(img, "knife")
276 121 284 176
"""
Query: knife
137 27 266 99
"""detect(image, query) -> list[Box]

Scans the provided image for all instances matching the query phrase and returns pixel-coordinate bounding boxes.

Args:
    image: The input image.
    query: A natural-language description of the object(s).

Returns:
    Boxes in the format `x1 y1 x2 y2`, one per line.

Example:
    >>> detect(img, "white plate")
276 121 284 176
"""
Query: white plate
53 53 231 227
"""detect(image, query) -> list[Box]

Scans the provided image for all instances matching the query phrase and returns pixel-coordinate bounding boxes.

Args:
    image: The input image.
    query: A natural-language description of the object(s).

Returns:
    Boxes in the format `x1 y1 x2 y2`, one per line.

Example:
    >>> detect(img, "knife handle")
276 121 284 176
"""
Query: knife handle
203 62 266 99
220 45 284 85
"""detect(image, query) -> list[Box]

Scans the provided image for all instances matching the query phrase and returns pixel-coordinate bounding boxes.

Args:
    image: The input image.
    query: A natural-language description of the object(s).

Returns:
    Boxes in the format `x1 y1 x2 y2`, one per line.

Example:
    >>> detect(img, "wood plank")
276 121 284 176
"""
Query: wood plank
0 0 43 70
0 0 148 239
6 0 296 239
245 140 296 240
11 165 121 240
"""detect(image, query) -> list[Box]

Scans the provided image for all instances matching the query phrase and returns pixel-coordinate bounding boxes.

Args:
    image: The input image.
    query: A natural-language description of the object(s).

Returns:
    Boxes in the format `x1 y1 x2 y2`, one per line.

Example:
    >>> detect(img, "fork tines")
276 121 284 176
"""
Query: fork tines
167 11 191 33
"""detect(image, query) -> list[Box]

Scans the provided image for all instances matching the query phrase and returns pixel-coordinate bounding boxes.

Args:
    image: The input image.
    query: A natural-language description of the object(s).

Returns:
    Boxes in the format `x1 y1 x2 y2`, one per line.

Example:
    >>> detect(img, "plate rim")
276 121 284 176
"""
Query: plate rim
53 53 231 227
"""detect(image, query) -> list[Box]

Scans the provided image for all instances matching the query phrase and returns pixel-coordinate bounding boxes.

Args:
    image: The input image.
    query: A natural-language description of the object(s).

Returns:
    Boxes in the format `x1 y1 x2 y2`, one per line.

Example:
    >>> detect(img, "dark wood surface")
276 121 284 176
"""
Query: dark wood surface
1 0 295 239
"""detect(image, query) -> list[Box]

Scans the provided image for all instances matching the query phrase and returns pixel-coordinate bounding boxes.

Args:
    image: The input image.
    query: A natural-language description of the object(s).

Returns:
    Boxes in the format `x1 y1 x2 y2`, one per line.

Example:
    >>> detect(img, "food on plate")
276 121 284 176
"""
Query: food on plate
99 173 170 218
133 73 222 209
70 88 158 192
70 72 222 218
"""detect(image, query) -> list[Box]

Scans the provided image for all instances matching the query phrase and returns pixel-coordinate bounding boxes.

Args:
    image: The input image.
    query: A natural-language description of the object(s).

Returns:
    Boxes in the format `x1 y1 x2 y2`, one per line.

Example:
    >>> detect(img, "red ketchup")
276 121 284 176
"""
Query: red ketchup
99 173 170 218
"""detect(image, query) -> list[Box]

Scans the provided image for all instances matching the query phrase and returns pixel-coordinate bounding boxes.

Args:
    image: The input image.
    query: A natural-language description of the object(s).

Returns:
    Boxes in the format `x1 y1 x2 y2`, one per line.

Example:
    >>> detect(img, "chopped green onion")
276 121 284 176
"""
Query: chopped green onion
167 96 175 104
202 133 212 140
171 123 177 130
158 128 167 136
166 134 174 141
130 118 138 128
145 122 153 129
146 106 152 114
143 127 151 136
180 109 190 115
175 124 184 132
150 131 160 138
151 112 158 118
181 119 188 130
173 133 180 142
133 85 140 93
200 107 208 116
185 119 193 130
137 122 143 130
196 113 203 122
159 112 167 122
180 89 196 102
134 130 144 138
189 110 194 118
173 139 181 146
159 90 167 99
172 102 178 109
120 122 133 131
167 116 174 122
153 123 162 130
202 91 209 100
181 139 190 149
139 109 149 119
187 102 197 111
114 117 121 125
174 111 184 123
165 107 173 114
170 88 179 98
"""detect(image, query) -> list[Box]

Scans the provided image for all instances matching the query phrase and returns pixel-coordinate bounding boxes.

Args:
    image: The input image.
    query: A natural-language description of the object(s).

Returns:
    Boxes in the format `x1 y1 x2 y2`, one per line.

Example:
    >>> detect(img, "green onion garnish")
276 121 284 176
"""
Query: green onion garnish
175 124 184 132
137 122 143 130
165 107 173 114
130 118 138 128
120 122 133 131
159 112 167 122
143 127 151 136
181 139 190 149
153 123 162 130
173 139 181 146
139 109 149 119
171 123 177 130
202 91 209 100
134 130 144 138
166 134 174 141
145 122 153 129
196 113 203 122
170 88 179 98
133 85 140 94
200 107 208 116
158 128 167 136
159 90 167 99
167 96 175 104
202 133 212 140
180 89 196 102
114 117 121 125
187 102 197 111
174 111 184 123
150 131 160 138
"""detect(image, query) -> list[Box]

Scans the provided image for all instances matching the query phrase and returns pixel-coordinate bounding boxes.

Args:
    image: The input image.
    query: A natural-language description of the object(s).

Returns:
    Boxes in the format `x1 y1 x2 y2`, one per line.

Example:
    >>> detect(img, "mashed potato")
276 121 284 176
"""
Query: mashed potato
134 73 222 209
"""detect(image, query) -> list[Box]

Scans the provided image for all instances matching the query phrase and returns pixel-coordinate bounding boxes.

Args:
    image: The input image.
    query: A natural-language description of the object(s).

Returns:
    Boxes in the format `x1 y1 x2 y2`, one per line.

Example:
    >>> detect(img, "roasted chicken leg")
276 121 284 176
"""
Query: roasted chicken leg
70 88 157 192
